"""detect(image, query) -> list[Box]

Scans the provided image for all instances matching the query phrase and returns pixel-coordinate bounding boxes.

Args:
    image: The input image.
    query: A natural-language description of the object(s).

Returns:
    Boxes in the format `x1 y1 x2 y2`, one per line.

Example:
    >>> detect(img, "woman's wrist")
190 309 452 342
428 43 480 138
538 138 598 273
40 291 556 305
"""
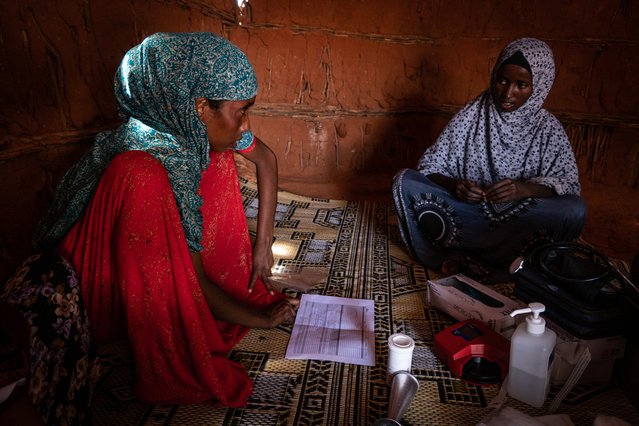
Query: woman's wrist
254 235 273 249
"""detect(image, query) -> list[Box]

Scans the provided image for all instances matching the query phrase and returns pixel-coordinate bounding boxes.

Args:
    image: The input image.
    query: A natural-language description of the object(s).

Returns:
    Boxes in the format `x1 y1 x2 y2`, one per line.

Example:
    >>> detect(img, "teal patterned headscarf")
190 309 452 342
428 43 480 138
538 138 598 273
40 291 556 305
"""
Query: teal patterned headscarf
34 32 258 251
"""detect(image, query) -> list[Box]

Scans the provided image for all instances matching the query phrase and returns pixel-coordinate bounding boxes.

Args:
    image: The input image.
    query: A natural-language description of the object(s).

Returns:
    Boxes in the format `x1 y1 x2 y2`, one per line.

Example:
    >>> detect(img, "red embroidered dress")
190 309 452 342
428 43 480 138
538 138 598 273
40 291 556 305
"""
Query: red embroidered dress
58 150 280 406
34 33 282 406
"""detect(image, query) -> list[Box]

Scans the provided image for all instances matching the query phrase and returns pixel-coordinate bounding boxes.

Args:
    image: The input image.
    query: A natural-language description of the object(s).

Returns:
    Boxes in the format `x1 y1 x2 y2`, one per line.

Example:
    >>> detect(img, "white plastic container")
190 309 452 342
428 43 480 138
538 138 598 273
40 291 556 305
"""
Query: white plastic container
387 333 415 384
507 302 556 408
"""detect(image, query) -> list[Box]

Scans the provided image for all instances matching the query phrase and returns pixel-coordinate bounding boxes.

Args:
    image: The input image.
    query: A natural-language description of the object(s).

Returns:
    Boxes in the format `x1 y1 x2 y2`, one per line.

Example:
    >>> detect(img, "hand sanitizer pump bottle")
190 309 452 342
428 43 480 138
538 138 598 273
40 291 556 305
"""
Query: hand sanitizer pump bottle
507 302 556 408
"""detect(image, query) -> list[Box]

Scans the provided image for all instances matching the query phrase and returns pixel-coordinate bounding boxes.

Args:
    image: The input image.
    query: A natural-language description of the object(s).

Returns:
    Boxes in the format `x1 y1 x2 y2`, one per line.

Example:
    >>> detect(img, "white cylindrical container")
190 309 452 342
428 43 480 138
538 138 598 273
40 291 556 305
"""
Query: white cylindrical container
387 333 415 383
507 302 557 408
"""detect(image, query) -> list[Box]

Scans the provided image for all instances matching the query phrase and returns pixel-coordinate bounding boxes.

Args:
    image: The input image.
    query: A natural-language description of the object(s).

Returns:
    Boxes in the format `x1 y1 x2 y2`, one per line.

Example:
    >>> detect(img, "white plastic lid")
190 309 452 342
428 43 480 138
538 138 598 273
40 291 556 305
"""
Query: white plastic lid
388 333 415 351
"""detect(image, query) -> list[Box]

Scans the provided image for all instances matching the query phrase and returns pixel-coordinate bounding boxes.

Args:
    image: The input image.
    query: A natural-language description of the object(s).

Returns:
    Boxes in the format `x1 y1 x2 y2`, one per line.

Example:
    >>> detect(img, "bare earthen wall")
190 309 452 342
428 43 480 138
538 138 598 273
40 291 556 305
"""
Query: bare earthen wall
1 0 638 280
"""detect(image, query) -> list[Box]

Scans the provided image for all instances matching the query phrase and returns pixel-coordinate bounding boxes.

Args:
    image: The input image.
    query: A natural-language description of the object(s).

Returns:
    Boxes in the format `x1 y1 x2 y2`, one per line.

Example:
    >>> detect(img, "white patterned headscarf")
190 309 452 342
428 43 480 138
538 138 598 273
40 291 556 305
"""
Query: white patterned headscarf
418 38 581 196
35 32 258 251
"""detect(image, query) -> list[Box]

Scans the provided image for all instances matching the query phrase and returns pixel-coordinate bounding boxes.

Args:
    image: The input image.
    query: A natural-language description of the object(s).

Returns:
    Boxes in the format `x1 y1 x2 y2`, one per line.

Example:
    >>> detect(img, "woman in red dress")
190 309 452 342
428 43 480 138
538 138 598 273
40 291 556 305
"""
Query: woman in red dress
33 32 298 407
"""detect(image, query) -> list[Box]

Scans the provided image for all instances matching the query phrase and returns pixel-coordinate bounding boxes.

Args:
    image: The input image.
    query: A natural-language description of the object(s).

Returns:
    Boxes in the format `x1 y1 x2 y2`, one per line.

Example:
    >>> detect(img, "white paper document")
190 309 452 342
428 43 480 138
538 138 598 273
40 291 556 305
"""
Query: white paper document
286 293 375 366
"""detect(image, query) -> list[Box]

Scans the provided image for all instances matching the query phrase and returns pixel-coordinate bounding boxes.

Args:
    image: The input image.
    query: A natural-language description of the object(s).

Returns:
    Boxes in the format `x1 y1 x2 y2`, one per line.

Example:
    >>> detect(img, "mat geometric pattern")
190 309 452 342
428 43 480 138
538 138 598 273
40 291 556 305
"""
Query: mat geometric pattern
91 178 638 426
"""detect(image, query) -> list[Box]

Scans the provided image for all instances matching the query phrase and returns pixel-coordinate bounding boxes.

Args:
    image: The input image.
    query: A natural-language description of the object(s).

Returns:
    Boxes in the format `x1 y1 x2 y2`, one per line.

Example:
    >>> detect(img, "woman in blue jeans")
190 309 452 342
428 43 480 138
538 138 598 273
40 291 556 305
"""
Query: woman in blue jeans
393 38 586 282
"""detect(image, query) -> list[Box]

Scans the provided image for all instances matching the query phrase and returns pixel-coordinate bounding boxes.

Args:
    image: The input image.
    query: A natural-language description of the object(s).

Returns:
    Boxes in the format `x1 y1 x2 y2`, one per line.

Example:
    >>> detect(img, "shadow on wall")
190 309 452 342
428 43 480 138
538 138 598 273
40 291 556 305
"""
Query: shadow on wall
0 142 93 282
266 49 456 202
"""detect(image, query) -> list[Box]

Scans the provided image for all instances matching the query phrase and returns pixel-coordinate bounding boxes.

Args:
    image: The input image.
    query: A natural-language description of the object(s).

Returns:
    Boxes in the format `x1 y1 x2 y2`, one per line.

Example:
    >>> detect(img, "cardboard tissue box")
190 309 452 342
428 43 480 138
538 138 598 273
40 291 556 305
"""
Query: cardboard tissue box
427 274 521 338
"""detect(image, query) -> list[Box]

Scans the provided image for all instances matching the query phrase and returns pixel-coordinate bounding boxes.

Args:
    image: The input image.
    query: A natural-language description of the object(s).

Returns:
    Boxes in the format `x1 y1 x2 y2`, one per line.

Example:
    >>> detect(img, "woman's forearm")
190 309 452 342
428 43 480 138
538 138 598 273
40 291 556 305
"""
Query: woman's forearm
250 138 278 248
190 252 271 327
191 252 297 328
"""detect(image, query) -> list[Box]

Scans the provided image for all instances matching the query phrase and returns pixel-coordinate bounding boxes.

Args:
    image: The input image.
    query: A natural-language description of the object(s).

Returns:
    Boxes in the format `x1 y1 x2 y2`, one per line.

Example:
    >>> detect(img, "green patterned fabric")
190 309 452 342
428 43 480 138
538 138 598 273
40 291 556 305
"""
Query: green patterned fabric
34 32 258 251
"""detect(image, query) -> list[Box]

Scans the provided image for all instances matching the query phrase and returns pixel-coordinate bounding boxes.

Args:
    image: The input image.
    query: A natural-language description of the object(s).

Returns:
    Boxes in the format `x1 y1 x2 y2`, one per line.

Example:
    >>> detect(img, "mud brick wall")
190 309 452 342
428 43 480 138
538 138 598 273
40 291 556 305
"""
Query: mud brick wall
1 0 638 280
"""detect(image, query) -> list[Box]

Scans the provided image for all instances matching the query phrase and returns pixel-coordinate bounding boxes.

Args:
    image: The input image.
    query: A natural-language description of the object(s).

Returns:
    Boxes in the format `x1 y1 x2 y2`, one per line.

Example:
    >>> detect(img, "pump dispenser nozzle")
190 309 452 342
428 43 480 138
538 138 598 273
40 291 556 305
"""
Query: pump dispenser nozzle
510 302 546 335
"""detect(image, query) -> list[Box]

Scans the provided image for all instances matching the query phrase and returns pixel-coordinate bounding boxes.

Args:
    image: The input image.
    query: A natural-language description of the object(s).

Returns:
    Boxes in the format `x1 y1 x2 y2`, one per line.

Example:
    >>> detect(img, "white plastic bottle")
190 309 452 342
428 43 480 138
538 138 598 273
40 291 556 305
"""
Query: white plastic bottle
507 302 556 408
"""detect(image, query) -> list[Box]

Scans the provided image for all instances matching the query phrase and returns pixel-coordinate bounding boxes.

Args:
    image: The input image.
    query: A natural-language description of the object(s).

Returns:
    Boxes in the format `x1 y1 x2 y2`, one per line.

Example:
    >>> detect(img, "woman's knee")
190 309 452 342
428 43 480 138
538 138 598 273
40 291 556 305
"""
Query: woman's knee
554 195 587 225
393 169 438 197
392 168 411 190
536 195 587 236
566 196 587 229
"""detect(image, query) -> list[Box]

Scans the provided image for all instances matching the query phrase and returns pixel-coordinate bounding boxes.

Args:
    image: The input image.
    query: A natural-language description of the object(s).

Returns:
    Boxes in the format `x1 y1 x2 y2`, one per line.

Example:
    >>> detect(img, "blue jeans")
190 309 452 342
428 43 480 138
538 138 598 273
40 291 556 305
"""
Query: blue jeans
392 169 587 278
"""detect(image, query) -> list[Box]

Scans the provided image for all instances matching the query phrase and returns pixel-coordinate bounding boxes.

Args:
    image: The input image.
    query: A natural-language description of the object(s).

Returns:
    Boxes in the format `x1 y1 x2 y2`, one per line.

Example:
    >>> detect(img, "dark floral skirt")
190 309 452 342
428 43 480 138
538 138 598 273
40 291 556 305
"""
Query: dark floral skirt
1 252 99 425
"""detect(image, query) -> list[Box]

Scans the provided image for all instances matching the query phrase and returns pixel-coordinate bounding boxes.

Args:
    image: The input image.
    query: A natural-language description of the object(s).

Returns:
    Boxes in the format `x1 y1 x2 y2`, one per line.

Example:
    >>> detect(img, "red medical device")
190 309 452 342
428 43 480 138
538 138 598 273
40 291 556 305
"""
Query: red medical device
433 318 510 385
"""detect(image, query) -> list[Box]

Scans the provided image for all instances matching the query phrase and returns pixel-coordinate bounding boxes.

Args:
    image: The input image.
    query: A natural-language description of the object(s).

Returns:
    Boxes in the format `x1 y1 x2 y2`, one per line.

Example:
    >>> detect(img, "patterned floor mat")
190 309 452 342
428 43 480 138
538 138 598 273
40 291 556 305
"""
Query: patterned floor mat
91 178 638 426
